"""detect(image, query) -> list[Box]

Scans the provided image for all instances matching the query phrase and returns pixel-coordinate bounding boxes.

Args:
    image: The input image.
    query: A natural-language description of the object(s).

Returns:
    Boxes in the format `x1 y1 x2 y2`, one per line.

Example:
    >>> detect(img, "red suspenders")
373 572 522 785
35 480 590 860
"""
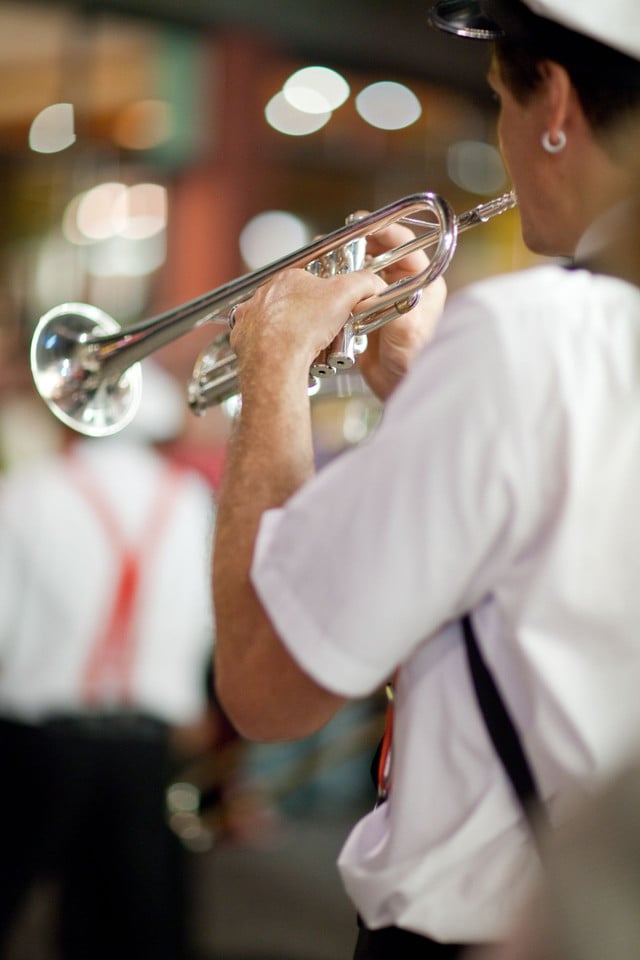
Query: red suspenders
67 451 183 706
377 676 396 803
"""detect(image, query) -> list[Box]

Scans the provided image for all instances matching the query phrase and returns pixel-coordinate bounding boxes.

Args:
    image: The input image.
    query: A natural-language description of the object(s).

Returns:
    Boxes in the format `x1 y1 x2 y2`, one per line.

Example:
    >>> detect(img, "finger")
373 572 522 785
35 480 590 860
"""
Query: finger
367 220 419 253
367 224 429 279
349 210 420 258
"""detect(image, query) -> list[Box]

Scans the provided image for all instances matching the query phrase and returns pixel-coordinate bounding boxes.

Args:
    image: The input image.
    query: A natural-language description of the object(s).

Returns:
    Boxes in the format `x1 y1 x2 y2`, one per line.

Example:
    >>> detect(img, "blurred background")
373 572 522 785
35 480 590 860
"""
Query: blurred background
0 2 537 958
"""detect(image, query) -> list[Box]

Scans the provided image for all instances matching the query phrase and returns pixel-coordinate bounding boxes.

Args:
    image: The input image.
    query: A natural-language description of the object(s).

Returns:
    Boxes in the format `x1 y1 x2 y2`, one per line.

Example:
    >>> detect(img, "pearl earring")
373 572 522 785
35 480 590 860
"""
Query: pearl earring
541 130 567 153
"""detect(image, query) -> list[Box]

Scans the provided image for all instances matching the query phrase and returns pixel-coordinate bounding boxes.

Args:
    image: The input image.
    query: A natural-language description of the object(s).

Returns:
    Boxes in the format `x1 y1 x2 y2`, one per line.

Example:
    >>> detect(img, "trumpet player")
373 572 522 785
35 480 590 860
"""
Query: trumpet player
213 1 640 957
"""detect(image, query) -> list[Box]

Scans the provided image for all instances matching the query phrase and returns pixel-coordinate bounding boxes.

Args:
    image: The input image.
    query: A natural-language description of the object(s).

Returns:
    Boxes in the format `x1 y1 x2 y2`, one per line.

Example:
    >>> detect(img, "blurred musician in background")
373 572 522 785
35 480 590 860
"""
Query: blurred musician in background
211 1 640 958
0 363 215 960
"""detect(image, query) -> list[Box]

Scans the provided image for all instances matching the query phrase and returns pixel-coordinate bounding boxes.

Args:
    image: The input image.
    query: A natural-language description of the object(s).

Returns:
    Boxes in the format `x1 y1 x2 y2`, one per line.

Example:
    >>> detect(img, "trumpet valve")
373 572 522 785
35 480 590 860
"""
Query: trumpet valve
188 333 239 414
309 349 335 379
306 235 367 278
327 323 369 371
307 234 369 376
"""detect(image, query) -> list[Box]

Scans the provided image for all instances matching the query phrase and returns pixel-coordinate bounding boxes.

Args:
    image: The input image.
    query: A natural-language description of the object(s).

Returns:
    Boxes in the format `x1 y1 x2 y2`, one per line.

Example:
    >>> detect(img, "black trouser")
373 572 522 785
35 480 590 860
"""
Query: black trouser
0 718 54 953
354 921 485 959
45 714 187 960
0 714 188 960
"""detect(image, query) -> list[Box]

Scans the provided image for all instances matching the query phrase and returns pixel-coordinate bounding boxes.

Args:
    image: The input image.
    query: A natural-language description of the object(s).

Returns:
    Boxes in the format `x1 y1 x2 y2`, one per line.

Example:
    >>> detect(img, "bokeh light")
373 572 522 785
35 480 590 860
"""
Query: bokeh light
29 103 76 154
239 210 310 269
265 91 332 136
283 66 350 113
112 99 173 150
355 81 422 130
447 140 508 195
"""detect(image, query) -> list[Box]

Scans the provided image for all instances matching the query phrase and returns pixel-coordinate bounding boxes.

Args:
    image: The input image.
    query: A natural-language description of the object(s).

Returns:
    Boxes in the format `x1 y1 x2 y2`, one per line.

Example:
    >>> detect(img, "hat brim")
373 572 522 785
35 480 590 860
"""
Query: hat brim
428 0 503 40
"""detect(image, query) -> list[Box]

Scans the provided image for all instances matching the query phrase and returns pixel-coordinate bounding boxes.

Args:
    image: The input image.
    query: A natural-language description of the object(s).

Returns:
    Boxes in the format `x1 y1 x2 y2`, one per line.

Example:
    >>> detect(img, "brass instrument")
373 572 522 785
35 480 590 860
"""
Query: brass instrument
30 190 516 437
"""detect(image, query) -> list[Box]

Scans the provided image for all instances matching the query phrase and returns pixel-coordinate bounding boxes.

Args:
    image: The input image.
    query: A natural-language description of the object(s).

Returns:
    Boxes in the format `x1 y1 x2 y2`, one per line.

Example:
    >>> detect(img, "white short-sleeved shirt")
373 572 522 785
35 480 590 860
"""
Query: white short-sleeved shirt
251 264 640 941
0 438 215 725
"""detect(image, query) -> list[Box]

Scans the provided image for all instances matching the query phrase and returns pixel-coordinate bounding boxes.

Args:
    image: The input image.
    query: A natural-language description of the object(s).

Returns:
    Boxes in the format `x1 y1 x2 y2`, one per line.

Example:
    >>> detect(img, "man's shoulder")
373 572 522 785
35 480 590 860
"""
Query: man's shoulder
453 262 639 316
453 262 579 313
443 264 640 355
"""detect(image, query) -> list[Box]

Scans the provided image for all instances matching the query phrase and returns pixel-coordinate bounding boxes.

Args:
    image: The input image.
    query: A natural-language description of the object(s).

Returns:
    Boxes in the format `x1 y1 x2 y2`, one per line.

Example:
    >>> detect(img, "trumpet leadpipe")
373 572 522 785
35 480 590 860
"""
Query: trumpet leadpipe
368 190 517 277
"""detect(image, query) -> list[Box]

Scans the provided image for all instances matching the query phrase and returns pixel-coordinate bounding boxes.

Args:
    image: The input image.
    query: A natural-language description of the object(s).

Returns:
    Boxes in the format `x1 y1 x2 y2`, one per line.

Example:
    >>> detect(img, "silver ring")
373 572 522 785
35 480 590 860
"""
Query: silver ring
227 305 238 330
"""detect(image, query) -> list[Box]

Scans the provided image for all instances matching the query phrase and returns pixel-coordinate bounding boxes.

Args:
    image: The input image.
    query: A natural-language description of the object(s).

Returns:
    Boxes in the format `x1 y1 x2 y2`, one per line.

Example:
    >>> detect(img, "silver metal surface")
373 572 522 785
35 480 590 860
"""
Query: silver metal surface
31 191 516 436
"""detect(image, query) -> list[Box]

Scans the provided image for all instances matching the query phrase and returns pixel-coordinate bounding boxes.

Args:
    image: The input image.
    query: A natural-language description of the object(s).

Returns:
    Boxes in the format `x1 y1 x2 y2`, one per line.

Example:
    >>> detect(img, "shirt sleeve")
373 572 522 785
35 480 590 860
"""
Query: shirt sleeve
251 294 541 698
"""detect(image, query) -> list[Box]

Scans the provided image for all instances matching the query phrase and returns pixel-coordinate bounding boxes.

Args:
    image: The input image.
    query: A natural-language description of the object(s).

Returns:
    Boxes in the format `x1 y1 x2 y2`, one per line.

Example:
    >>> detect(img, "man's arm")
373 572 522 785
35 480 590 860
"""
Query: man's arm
213 226 446 742
213 270 380 741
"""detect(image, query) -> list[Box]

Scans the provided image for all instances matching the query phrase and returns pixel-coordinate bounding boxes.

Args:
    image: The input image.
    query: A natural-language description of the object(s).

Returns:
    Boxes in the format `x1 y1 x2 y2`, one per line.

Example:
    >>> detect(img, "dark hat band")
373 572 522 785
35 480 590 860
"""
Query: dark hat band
429 1 640 98
428 0 551 45
428 0 503 40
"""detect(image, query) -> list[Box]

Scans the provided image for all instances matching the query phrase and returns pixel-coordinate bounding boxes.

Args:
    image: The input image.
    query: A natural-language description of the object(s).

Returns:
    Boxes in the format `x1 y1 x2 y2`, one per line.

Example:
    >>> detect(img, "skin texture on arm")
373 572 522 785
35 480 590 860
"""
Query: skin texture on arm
213 223 446 742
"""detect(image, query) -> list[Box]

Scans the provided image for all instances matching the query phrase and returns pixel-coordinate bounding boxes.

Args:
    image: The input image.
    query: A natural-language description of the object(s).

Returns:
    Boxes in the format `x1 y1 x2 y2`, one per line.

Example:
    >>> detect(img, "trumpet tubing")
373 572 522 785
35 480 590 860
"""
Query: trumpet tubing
30 190 516 437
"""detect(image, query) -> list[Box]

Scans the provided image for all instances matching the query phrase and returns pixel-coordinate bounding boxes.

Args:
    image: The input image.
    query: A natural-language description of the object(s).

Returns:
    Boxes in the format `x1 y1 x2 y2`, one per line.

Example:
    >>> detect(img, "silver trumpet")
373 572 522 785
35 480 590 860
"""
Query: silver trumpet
30 190 516 437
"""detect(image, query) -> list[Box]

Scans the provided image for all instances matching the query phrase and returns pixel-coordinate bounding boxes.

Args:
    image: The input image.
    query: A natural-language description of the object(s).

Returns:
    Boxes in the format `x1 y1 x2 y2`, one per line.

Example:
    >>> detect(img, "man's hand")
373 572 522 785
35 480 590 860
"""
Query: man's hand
228 216 446 404
229 267 387 400
357 218 447 400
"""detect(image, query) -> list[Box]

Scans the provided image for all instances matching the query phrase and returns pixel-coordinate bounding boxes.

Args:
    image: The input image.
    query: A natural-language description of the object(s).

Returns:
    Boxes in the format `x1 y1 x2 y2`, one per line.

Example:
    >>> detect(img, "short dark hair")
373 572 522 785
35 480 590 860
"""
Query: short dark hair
494 13 640 133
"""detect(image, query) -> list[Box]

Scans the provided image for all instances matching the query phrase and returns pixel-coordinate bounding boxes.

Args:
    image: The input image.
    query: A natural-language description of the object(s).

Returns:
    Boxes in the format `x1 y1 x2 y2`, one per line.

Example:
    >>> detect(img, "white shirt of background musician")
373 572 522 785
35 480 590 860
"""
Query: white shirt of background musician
0 437 214 725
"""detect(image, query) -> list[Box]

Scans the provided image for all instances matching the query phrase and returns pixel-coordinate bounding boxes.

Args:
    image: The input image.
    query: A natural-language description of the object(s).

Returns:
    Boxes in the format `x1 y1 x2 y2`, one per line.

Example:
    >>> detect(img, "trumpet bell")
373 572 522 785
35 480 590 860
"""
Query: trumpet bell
30 303 142 437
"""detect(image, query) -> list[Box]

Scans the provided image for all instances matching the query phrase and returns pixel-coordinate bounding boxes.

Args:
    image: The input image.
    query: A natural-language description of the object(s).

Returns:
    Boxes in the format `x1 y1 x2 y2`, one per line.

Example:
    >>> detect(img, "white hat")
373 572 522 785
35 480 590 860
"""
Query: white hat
119 360 185 445
429 0 640 63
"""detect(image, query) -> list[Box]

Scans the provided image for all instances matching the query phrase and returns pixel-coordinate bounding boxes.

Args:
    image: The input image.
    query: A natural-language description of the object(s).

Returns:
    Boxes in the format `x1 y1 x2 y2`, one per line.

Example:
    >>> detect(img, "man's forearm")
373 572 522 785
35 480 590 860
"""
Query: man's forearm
211 268 389 738
212 366 345 740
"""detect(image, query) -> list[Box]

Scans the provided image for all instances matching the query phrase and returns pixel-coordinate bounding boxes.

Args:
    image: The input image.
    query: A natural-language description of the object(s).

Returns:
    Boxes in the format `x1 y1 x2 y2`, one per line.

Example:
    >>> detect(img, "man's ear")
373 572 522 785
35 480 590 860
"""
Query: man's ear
537 60 574 139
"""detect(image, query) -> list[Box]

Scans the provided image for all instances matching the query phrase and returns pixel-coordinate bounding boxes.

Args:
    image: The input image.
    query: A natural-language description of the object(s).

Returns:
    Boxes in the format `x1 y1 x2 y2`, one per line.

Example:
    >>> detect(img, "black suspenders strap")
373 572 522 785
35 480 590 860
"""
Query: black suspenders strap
461 614 549 845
